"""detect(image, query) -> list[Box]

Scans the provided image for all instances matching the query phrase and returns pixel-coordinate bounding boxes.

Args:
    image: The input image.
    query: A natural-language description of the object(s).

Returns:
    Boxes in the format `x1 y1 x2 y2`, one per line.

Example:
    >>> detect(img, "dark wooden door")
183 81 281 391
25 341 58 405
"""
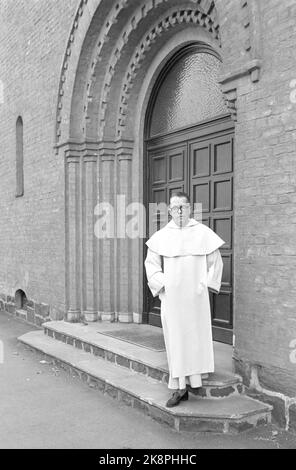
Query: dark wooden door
189 132 234 344
145 117 234 344
145 143 188 327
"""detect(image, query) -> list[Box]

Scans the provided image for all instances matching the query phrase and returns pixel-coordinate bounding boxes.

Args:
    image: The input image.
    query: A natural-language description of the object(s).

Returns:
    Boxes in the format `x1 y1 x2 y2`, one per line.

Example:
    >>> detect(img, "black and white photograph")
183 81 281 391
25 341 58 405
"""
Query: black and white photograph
0 0 295 453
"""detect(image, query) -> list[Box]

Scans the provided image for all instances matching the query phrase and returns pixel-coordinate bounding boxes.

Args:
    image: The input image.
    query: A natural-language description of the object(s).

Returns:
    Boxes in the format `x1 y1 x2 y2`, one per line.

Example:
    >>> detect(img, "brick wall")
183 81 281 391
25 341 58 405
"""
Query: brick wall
0 0 77 319
217 0 296 425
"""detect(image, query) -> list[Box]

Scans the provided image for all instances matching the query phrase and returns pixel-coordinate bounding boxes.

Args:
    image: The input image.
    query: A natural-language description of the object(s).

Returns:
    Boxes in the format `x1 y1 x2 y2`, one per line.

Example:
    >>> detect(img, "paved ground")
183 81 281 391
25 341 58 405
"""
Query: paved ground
0 312 295 449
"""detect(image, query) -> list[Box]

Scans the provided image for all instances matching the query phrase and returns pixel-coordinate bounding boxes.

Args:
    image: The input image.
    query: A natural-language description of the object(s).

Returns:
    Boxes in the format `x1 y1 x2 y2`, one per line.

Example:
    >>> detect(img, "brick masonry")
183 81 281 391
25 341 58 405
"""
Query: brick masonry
0 0 77 320
222 0 296 431
0 0 295 430
0 293 50 327
235 357 296 431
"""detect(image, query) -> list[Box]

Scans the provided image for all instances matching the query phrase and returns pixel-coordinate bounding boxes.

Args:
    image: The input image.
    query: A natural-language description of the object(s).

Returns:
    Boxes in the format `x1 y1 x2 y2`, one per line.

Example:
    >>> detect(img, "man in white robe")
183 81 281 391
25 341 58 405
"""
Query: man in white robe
145 192 225 407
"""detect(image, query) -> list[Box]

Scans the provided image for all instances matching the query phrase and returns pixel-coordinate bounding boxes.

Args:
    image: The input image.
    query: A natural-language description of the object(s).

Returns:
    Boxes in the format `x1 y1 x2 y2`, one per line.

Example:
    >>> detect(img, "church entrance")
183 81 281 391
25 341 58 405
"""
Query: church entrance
144 45 234 345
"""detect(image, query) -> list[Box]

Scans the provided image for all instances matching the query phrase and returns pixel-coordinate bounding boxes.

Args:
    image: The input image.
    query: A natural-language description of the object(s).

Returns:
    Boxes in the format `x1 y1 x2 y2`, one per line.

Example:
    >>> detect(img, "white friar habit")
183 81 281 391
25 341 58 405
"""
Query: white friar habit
145 219 225 390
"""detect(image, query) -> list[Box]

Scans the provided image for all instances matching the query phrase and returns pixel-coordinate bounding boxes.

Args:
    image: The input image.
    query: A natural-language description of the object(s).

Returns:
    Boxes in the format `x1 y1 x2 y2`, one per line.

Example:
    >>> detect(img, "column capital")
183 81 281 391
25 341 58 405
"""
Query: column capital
98 140 116 161
83 149 98 163
97 139 134 161
63 140 99 159
115 138 134 161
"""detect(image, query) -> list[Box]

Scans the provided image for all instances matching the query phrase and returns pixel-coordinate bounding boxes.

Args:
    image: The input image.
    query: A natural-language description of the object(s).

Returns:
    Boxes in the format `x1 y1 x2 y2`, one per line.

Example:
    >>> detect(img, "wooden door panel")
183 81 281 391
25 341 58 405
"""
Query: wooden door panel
147 144 187 327
212 294 233 327
212 177 233 212
221 254 232 286
150 188 167 235
212 136 233 175
168 149 185 182
192 144 211 177
152 155 166 184
189 129 234 345
213 216 232 249
168 184 185 200
192 180 211 213
152 187 167 203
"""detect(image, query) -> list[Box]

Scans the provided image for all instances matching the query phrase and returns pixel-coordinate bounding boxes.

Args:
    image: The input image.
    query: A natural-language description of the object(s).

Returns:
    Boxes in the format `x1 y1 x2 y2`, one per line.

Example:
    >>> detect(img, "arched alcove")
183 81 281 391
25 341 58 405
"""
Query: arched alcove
57 0 236 332
15 289 28 311
16 116 24 197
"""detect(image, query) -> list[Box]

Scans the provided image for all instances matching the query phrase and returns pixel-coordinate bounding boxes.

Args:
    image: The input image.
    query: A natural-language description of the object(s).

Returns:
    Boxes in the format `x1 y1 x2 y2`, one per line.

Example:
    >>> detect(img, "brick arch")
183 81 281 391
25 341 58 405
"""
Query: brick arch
83 0 181 140
125 29 222 145
114 7 221 140
58 0 242 325
88 2 221 141
55 0 264 327
55 0 262 147
55 0 223 148
55 0 131 149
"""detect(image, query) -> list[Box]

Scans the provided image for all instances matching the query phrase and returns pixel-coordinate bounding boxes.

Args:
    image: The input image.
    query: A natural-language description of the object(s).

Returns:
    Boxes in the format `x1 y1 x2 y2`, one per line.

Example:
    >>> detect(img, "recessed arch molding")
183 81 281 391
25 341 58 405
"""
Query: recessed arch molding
56 0 262 323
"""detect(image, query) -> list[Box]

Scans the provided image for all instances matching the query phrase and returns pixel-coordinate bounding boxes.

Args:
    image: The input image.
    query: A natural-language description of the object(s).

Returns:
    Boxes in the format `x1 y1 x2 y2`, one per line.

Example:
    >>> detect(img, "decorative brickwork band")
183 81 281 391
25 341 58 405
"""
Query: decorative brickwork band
55 0 221 147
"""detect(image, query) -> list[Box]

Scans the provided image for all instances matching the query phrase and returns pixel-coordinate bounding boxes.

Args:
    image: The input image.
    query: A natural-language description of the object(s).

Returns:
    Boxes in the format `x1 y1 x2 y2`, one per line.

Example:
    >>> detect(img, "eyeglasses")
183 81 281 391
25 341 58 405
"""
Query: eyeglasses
170 204 191 213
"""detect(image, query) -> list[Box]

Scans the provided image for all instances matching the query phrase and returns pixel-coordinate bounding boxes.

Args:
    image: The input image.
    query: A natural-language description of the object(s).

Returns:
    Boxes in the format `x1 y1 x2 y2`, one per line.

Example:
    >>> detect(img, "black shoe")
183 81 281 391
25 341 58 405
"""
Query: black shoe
166 390 189 408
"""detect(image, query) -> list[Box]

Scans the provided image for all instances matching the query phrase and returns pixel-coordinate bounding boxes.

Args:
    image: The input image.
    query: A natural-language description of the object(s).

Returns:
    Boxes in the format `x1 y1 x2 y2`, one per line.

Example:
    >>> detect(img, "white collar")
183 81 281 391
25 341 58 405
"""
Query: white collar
167 218 200 229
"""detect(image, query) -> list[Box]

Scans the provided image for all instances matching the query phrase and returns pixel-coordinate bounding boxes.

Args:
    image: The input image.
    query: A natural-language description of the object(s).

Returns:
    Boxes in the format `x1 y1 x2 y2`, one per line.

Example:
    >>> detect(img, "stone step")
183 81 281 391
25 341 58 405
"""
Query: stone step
18 330 272 434
43 321 244 399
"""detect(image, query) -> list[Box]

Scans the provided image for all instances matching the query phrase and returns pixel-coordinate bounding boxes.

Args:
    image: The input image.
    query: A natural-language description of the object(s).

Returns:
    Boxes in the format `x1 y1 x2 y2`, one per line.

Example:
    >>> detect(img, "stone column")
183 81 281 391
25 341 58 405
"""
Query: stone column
116 140 134 323
65 146 82 322
82 145 99 322
98 142 116 322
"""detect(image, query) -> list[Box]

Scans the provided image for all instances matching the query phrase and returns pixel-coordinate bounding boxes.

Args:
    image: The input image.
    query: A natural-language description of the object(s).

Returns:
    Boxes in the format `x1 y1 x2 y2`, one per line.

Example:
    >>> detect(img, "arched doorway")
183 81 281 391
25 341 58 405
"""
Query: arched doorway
144 44 234 345
58 0 235 329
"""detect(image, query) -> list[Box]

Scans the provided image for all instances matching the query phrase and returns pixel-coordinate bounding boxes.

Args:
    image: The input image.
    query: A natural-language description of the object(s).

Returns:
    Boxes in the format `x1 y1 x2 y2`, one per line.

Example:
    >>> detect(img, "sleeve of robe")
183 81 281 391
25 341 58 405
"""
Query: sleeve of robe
206 249 223 293
144 248 165 297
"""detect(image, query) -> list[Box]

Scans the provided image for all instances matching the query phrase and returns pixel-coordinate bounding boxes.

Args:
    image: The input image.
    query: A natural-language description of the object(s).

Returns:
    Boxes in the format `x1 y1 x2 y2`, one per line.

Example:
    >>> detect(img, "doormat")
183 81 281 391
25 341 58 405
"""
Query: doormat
98 329 166 352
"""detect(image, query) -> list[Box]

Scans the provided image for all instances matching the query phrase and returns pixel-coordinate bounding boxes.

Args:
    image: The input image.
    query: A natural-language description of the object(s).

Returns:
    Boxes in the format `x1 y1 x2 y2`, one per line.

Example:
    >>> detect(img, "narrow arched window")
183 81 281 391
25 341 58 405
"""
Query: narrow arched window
16 116 24 197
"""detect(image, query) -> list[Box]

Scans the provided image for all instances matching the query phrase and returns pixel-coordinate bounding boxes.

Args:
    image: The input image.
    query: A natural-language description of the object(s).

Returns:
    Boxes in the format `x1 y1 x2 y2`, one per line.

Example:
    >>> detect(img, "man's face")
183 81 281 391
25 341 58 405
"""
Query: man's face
169 196 191 228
